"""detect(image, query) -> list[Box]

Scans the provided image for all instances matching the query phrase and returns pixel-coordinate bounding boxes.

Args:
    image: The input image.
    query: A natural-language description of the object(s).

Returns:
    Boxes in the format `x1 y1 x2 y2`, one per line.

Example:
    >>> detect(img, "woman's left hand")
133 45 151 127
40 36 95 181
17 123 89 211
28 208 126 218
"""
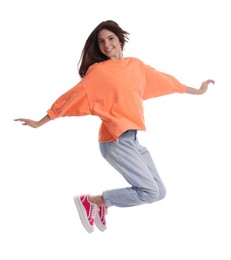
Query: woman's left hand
198 79 215 94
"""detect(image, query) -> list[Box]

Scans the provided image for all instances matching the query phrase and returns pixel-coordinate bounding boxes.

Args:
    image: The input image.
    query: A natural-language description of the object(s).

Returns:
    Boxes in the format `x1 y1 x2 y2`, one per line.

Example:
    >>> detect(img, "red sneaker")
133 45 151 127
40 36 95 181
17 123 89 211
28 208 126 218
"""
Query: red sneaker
95 205 108 232
74 195 97 233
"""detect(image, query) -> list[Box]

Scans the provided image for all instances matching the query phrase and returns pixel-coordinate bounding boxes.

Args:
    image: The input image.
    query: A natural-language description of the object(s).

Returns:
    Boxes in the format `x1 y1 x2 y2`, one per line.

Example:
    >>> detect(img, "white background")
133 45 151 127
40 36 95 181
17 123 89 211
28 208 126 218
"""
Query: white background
1 0 230 259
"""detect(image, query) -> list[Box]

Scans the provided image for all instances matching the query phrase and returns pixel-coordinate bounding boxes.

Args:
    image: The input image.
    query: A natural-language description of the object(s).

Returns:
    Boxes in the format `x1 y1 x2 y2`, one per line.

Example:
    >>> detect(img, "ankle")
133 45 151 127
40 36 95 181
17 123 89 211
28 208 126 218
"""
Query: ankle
88 195 105 206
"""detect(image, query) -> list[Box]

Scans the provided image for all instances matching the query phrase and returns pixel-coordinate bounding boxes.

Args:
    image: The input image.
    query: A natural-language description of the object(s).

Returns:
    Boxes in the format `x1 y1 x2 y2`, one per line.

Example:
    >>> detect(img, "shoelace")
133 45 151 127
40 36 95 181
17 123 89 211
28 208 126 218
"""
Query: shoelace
90 203 98 219
101 205 108 219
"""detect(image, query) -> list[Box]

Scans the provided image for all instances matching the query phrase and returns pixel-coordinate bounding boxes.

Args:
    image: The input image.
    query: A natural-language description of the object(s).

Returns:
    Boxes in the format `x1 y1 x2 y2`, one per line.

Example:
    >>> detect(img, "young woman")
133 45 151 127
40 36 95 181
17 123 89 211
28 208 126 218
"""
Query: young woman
15 20 214 233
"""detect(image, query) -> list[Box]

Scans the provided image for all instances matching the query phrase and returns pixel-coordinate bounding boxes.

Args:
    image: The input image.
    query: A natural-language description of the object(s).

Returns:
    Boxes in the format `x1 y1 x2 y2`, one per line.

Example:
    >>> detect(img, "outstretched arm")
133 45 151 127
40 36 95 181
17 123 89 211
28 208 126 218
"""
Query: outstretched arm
185 79 215 95
14 114 51 128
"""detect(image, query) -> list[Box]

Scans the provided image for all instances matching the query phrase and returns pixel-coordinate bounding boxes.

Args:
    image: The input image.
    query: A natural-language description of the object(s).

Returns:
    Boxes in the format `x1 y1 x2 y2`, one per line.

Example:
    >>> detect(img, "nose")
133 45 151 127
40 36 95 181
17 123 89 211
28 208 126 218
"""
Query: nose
104 39 111 48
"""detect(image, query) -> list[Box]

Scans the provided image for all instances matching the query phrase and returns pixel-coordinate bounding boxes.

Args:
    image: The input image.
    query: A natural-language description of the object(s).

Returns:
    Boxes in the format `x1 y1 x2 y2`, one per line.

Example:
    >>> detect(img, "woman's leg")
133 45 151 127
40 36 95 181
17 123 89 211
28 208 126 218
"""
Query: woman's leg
138 144 166 201
99 130 166 207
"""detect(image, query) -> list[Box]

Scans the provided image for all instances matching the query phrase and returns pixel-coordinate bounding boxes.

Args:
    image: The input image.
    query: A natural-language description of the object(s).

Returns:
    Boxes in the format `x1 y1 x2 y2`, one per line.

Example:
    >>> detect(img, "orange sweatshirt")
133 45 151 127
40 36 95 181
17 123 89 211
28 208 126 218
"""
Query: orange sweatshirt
47 57 186 142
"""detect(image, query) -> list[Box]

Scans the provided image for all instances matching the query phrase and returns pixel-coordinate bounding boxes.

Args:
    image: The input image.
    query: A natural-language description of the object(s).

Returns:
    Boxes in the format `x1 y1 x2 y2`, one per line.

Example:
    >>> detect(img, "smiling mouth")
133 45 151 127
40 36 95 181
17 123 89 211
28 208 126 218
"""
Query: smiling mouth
105 48 113 53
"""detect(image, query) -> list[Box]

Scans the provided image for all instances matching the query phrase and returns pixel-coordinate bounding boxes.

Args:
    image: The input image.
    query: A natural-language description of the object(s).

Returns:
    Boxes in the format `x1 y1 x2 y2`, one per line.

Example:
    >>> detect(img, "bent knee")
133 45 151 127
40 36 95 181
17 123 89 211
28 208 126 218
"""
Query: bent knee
137 188 159 204
142 185 167 203
158 186 167 201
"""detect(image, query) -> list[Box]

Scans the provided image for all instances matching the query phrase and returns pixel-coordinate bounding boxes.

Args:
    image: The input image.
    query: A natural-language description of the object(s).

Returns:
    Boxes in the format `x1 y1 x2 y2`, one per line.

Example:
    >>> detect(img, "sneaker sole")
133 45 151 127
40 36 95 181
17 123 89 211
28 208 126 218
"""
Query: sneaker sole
95 214 107 232
73 196 94 233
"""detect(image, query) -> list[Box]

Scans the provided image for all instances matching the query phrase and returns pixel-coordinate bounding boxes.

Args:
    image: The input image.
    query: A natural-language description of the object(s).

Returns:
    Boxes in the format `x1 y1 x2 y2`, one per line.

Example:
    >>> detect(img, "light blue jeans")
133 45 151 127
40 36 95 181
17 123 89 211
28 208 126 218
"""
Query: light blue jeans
100 130 166 207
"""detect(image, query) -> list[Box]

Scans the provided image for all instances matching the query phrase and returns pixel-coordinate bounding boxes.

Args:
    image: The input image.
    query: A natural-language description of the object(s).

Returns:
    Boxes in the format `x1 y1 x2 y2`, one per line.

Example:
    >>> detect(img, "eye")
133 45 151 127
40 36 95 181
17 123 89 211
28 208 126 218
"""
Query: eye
98 40 104 44
109 36 114 41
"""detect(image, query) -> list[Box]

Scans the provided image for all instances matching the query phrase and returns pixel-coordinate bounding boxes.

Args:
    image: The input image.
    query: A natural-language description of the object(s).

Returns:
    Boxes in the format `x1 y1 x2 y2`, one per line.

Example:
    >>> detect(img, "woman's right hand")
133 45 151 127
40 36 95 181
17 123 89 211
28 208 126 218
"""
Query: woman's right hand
14 118 40 128
14 114 51 128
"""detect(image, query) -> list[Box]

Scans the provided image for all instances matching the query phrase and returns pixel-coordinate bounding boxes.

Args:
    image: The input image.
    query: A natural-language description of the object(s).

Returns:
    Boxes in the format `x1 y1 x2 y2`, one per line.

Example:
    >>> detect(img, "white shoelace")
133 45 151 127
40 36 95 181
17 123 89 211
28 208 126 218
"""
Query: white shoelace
90 203 98 219
101 205 108 219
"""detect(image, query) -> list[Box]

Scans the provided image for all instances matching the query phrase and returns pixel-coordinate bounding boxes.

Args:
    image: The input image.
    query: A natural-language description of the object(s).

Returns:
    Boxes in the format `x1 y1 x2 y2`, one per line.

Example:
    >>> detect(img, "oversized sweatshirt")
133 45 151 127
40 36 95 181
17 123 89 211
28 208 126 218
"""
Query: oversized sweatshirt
47 57 186 142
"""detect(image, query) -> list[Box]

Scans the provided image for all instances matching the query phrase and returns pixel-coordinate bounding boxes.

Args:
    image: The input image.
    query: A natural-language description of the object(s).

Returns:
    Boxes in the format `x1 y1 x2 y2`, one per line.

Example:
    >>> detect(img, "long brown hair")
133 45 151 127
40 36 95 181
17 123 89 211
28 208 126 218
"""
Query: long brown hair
78 20 129 78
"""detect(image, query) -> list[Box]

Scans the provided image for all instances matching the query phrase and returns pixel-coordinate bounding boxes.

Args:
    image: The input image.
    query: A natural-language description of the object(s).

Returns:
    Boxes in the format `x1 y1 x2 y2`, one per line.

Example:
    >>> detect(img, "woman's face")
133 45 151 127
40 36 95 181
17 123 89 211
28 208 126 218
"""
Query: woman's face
97 29 122 60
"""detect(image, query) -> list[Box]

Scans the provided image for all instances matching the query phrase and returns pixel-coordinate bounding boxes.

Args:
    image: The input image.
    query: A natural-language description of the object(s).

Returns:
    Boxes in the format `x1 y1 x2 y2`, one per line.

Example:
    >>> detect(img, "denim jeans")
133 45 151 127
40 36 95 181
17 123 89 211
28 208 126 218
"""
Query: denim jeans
99 130 166 207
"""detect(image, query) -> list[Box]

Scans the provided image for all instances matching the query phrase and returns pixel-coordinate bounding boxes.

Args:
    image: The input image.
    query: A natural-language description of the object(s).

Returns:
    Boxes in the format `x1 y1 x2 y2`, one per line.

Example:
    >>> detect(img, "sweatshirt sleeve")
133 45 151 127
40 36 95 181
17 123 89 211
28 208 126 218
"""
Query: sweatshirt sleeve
143 65 187 100
47 82 91 120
